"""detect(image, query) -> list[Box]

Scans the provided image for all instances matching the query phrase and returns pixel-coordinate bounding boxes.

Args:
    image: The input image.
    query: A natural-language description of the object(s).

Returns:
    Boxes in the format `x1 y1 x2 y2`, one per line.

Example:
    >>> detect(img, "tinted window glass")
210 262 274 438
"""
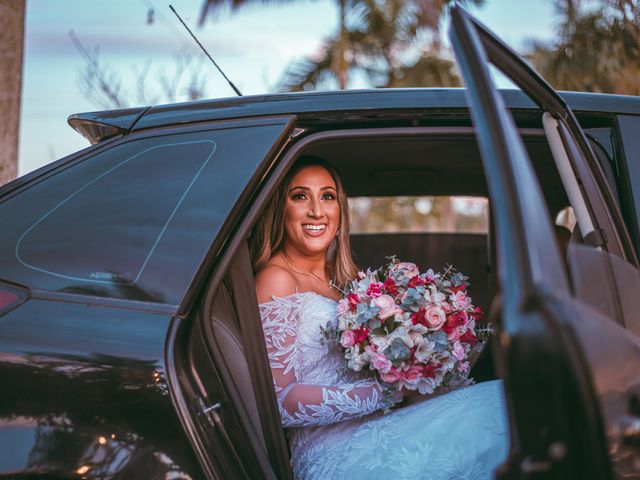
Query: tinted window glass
16 140 216 285
0 119 291 305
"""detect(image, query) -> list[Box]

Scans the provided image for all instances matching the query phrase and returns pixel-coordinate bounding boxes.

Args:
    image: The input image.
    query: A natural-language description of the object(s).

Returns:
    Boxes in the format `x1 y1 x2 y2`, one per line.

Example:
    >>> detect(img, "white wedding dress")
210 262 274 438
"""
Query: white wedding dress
259 291 509 480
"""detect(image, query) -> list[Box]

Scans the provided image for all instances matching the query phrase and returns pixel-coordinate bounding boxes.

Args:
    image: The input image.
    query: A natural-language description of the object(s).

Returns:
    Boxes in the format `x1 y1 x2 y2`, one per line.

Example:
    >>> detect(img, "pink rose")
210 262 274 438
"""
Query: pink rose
380 367 402 384
341 330 356 348
396 262 420 279
452 341 465 361
365 346 392 373
371 295 402 320
402 366 423 384
366 282 384 298
425 306 446 330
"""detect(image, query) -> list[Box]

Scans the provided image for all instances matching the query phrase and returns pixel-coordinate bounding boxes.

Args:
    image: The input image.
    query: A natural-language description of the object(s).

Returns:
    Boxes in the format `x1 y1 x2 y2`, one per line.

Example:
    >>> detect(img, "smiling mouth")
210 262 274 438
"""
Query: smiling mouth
303 224 327 232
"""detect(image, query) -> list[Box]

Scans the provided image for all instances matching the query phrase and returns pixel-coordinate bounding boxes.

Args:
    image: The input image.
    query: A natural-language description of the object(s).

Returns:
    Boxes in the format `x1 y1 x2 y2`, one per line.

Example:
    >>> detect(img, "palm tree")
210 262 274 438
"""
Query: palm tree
199 0 482 91
0 0 26 186
527 0 640 95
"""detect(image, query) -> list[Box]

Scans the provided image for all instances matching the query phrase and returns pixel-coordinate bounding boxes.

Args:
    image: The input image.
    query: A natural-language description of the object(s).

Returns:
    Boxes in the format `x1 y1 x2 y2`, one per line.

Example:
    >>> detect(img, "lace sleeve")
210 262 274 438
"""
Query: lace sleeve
259 295 400 427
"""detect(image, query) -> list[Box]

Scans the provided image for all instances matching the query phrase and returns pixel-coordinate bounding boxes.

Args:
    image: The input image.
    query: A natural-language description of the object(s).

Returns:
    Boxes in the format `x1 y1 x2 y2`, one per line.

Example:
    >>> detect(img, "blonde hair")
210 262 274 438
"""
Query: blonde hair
250 156 358 288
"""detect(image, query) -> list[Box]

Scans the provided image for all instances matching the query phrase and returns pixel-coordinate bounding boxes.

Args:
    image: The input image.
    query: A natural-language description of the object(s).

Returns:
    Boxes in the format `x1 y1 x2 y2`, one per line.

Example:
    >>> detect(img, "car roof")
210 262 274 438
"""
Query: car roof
134 88 640 128
69 88 640 144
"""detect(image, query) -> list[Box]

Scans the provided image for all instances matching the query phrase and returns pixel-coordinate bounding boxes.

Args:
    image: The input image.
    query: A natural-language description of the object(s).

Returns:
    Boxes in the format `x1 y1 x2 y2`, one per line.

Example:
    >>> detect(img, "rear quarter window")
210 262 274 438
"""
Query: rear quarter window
0 119 291 305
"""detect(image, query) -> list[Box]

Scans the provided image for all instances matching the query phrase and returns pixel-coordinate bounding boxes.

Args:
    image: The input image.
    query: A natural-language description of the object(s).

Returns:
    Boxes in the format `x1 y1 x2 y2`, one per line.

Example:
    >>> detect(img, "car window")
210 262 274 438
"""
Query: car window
349 195 488 234
614 115 640 256
16 139 217 287
0 120 292 306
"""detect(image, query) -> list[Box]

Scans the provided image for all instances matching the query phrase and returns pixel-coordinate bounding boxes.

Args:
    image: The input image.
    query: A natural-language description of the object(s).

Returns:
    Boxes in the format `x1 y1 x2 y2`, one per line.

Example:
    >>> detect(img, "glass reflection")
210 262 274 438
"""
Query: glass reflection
0 353 196 478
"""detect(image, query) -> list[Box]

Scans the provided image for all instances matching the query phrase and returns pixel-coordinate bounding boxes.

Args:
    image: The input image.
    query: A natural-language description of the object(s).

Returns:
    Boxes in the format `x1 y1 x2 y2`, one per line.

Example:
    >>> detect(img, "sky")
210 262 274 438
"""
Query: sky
18 0 557 176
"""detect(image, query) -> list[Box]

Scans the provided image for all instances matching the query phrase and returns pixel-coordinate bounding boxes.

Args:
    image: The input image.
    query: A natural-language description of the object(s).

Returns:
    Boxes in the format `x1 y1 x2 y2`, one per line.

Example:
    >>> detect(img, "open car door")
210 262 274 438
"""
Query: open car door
166 117 297 480
449 5 640 479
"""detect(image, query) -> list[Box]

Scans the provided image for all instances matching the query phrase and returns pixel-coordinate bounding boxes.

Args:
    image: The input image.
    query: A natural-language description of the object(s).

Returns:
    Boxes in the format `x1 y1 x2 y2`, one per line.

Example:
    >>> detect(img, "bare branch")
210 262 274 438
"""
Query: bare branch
69 30 128 109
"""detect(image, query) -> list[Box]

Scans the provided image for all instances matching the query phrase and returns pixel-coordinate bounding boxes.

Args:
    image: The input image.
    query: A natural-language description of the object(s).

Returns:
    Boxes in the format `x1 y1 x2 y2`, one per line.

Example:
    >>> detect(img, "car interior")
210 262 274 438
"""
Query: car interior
184 124 639 478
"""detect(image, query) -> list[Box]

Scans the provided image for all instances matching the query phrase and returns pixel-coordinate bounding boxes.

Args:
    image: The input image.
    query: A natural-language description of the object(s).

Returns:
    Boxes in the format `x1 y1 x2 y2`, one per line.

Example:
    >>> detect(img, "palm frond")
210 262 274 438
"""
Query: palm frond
199 0 303 25
277 38 337 92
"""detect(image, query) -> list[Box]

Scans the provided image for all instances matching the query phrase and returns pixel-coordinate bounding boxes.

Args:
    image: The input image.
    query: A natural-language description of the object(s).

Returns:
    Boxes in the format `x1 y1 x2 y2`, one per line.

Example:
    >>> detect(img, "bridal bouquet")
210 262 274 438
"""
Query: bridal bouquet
333 258 485 395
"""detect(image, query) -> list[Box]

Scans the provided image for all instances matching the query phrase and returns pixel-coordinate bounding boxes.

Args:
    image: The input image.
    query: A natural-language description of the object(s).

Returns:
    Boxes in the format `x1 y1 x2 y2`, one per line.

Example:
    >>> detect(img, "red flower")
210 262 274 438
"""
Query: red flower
352 325 369 344
459 330 479 347
423 363 441 379
450 284 467 293
411 308 427 327
383 278 398 295
471 306 483 321
408 275 426 288
366 282 383 298
442 311 467 335
348 293 360 312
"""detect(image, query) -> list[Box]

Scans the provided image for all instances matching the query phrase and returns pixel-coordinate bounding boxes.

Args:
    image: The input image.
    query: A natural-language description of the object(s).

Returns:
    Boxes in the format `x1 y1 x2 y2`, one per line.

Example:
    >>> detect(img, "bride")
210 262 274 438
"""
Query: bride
251 156 509 479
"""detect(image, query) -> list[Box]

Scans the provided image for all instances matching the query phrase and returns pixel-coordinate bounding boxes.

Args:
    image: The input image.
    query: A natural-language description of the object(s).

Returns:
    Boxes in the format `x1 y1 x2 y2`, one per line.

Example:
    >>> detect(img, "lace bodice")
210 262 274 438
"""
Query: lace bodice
259 291 396 427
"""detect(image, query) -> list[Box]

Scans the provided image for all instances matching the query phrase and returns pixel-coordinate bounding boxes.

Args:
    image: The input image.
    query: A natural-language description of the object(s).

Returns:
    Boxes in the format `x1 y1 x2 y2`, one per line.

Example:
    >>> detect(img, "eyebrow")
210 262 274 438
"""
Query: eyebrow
288 186 337 193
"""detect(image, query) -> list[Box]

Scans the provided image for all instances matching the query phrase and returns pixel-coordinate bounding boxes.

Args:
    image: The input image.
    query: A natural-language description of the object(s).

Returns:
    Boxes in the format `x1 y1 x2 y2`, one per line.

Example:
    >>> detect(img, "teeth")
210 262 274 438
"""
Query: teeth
304 224 326 231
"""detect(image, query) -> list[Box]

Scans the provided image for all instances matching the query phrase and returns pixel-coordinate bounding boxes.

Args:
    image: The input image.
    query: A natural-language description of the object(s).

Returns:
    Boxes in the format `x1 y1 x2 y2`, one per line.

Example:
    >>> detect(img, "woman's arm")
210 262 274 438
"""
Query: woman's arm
259 293 401 427
276 378 399 427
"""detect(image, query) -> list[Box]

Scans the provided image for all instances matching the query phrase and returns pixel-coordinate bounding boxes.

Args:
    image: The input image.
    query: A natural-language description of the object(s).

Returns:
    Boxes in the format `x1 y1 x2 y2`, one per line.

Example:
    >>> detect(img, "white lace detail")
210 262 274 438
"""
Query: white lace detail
258 291 510 480
260 294 300 395
259 292 393 427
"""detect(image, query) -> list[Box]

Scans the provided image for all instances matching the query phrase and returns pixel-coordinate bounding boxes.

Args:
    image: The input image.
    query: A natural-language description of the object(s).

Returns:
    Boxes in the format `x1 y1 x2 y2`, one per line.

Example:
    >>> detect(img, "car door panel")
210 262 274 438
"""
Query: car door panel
166 118 297 480
449 4 640 478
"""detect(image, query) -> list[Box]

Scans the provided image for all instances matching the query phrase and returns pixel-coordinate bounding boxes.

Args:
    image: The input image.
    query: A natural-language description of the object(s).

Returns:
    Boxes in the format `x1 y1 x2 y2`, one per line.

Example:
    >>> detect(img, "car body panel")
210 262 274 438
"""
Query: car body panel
0 299 201 477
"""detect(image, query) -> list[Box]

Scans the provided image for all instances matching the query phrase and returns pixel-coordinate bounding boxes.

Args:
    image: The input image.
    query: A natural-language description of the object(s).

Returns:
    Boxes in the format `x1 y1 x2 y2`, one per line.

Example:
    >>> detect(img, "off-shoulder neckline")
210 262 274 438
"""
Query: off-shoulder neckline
258 290 339 306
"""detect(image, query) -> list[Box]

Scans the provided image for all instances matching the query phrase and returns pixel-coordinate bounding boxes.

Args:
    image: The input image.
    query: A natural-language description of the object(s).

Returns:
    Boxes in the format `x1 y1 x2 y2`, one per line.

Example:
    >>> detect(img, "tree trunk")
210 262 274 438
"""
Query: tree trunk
336 0 348 90
0 0 26 186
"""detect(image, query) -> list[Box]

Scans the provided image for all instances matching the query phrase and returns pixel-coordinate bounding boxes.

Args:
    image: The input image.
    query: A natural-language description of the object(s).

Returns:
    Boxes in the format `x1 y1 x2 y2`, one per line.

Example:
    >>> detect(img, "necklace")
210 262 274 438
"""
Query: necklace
282 251 331 287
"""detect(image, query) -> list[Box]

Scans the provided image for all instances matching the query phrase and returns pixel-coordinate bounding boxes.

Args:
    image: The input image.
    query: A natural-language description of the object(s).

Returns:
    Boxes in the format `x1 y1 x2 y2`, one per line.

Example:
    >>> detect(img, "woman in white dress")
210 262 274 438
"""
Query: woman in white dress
251 157 509 479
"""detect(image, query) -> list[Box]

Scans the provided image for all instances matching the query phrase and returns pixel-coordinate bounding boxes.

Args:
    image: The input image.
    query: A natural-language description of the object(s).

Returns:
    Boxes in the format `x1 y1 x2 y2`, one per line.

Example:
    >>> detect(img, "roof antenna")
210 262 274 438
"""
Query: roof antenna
169 4 242 97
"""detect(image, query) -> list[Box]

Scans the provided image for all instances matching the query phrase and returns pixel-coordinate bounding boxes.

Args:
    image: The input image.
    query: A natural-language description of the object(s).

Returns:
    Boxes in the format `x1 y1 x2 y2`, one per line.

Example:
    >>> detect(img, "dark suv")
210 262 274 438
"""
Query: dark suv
2 6 640 479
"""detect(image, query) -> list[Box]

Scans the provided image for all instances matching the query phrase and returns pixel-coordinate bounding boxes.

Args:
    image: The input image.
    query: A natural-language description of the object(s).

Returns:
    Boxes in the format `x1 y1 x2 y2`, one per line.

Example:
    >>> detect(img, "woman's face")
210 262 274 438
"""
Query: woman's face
283 165 340 257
